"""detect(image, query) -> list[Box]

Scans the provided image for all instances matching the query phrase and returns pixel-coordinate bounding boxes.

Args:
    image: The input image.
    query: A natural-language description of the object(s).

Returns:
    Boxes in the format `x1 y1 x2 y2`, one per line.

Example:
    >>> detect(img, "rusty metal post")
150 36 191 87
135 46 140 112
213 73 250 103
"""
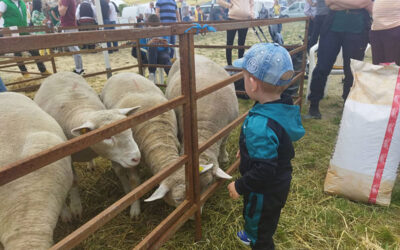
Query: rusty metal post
299 18 310 109
178 32 202 241
49 48 57 73
135 39 144 76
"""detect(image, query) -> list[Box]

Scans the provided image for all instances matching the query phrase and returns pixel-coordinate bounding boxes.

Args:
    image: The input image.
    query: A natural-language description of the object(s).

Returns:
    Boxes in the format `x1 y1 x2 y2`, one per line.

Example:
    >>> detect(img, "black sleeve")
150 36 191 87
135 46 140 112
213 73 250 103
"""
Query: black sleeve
235 158 278 195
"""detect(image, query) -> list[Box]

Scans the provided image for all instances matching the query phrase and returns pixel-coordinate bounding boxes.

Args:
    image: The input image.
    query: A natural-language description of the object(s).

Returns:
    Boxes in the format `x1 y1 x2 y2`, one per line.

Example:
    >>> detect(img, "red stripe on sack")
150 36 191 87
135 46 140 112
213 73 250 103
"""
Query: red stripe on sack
368 68 400 203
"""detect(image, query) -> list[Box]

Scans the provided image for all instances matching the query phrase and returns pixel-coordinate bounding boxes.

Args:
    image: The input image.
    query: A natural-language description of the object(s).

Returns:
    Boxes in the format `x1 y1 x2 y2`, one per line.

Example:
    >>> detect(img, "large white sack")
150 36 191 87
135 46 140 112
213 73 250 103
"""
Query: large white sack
324 60 400 206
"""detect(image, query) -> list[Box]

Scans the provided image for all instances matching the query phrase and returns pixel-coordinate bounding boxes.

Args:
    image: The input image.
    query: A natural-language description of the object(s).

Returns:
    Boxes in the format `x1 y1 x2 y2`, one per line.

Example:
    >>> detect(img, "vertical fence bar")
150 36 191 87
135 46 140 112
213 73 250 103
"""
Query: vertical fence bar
49 48 57 73
136 39 144 76
179 32 202 241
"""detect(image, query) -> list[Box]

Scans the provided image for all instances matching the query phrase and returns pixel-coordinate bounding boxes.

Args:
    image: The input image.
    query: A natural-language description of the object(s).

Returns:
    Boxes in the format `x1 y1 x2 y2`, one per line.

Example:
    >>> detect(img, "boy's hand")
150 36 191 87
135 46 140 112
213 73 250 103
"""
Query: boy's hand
236 150 240 158
228 181 240 200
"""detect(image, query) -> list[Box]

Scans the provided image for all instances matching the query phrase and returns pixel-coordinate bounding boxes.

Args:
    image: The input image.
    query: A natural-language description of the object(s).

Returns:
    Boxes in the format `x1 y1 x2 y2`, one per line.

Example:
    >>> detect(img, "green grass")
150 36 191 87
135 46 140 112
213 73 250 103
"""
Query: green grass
10 21 400 249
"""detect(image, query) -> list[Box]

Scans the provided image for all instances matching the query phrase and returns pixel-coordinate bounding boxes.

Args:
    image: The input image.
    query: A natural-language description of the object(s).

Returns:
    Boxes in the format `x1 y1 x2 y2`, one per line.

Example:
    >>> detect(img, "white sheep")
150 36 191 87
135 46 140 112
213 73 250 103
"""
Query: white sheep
101 72 188 207
150 55 239 202
0 92 77 249
34 72 142 218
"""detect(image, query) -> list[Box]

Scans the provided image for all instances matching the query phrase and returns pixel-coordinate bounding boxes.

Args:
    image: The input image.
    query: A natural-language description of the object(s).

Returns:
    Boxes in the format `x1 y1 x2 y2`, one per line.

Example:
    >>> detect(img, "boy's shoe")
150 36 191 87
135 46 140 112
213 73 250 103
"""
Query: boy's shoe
148 73 155 83
237 230 251 246
73 69 85 75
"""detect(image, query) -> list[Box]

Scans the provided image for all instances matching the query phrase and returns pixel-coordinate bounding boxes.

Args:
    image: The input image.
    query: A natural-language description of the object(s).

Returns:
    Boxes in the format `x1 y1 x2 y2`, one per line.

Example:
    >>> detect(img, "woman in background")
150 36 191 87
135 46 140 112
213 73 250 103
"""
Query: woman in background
369 0 400 65
217 0 254 66
31 0 50 55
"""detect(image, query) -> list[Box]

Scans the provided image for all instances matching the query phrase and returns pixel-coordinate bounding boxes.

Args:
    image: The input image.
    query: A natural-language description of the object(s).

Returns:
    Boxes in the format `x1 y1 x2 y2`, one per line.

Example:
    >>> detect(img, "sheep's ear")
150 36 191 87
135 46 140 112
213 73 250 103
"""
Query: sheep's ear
71 121 95 136
144 183 169 202
215 167 232 179
199 164 213 174
118 106 141 116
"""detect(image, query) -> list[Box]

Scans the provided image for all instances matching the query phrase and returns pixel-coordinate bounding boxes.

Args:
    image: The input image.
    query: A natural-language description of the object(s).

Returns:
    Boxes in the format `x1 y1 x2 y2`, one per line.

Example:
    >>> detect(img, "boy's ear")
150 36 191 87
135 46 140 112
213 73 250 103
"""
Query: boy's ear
249 75 259 92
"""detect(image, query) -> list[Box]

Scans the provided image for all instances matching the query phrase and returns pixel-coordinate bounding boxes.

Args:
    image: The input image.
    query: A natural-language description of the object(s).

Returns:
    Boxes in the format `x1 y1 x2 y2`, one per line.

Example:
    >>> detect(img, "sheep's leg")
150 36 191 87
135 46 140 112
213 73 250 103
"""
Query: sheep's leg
69 167 82 219
112 162 141 219
127 167 141 219
218 137 229 163
87 158 96 171
60 202 72 223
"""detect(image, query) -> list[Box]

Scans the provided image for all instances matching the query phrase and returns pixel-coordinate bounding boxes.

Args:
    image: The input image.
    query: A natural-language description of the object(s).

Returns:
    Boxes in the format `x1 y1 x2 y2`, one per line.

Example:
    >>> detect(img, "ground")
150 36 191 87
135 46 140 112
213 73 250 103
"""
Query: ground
1 20 400 249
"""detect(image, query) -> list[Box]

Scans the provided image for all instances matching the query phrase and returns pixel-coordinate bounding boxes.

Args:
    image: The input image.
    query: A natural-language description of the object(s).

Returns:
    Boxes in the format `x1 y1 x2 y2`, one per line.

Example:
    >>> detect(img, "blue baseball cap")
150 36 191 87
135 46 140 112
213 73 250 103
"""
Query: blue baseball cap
233 43 294 86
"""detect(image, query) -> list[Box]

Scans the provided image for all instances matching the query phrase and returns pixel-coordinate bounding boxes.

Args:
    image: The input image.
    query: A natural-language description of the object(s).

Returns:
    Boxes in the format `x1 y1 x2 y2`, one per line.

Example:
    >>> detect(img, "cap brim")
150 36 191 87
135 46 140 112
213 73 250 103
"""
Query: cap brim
233 58 245 68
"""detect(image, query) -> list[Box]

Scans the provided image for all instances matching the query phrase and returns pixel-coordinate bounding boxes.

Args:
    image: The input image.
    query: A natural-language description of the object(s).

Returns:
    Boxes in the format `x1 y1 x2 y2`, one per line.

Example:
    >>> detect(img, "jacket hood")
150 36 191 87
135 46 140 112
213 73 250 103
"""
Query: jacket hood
250 100 305 141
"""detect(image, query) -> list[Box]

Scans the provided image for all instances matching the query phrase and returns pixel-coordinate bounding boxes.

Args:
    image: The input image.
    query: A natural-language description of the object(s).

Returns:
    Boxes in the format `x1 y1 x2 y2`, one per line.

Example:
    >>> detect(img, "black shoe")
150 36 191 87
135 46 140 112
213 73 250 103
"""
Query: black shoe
73 69 85 75
303 104 321 119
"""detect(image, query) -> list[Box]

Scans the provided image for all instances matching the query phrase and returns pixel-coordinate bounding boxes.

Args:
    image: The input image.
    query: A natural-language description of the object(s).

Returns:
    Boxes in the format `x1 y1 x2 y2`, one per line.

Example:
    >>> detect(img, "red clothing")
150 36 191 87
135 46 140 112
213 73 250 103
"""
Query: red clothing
60 0 77 27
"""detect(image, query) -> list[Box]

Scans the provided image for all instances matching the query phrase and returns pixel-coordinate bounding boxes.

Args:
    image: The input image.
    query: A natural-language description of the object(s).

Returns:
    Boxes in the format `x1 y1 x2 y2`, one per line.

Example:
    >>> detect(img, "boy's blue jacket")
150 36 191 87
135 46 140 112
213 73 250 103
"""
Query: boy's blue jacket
235 97 305 195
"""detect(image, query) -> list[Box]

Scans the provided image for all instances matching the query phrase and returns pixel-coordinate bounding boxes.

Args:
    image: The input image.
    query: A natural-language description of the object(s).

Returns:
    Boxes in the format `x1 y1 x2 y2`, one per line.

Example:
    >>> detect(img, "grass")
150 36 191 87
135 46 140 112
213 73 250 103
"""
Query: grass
5 21 400 249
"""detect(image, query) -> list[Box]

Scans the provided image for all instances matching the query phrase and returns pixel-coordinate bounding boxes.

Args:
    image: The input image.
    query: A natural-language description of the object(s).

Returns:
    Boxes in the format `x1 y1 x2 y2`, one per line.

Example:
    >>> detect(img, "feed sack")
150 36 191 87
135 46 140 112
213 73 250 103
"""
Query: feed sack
324 60 400 206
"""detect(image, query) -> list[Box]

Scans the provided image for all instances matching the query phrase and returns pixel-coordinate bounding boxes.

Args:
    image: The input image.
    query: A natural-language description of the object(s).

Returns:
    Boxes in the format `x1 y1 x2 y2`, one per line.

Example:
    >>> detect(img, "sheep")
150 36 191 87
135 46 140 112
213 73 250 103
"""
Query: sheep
101 72 188 207
150 55 239 202
34 72 142 218
0 92 77 250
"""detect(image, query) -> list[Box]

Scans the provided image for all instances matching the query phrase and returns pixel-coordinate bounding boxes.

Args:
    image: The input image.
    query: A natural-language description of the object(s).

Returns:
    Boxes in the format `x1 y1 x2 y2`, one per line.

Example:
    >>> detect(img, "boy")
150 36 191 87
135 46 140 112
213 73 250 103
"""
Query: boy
228 43 305 249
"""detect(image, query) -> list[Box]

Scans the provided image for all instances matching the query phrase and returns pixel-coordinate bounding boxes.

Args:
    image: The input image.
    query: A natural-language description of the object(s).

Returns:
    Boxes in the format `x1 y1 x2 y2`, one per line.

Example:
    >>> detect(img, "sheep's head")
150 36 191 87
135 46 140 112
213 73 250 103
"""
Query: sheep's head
71 107 141 168
144 163 231 207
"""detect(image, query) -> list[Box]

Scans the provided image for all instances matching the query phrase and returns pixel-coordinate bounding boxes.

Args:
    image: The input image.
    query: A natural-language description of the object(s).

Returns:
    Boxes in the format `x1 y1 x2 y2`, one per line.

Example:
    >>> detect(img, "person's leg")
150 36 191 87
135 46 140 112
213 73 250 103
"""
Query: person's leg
306 30 342 118
369 30 386 65
226 29 237 65
110 21 118 49
237 28 248 59
68 45 83 73
341 31 369 101
104 19 112 49
373 26 400 66
148 47 158 74
308 15 326 52
169 35 176 58
158 50 171 75
14 52 28 74
29 50 47 73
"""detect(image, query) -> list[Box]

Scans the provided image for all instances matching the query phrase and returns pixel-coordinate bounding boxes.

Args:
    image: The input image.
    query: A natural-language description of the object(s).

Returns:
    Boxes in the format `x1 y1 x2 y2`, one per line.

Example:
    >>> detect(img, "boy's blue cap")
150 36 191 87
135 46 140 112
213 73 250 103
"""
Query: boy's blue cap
233 43 294 86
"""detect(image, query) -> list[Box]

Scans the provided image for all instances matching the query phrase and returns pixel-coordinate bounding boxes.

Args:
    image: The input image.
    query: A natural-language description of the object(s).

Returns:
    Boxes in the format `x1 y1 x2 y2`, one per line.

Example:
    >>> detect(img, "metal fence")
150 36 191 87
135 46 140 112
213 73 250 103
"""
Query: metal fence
0 17 309 249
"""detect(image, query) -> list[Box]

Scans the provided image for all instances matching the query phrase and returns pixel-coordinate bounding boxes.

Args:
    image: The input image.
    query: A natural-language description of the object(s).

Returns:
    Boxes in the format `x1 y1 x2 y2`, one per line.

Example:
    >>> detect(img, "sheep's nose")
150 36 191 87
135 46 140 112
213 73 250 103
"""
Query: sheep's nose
132 158 140 163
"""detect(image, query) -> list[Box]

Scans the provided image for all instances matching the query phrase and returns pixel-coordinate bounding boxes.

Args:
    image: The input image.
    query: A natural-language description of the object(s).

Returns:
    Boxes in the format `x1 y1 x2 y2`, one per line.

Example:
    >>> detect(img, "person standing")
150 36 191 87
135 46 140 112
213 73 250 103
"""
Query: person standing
194 4 203 21
228 43 305 249
304 0 316 51
59 0 84 74
0 0 50 77
156 0 181 58
105 0 118 52
144 1 156 21
308 0 329 51
305 0 372 119
76 0 97 50
370 0 400 66
217 0 254 66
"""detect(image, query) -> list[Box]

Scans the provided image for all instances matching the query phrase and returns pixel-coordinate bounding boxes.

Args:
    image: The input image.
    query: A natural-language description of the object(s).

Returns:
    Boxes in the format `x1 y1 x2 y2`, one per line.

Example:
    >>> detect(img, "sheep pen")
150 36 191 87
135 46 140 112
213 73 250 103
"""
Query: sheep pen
1 21 400 249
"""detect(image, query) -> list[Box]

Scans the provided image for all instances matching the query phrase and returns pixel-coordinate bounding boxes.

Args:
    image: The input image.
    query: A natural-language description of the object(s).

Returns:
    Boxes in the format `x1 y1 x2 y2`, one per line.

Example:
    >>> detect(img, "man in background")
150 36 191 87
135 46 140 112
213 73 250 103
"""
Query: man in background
59 0 85 74
156 0 180 58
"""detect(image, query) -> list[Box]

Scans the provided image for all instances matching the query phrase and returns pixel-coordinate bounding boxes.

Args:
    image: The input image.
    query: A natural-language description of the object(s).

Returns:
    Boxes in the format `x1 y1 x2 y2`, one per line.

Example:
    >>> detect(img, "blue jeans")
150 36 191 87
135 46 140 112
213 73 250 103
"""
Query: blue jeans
0 77 7 92
148 47 171 74
104 19 118 49
308 29 369 103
